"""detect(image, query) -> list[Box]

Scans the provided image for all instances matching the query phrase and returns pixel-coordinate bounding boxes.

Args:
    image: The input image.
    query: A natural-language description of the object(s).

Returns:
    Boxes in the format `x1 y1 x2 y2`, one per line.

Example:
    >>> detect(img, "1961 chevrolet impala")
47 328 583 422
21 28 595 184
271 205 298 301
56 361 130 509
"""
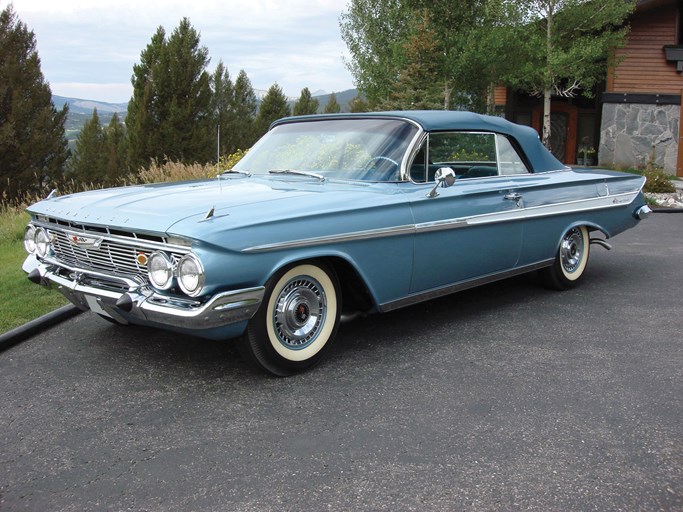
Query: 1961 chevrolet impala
22 111 650 375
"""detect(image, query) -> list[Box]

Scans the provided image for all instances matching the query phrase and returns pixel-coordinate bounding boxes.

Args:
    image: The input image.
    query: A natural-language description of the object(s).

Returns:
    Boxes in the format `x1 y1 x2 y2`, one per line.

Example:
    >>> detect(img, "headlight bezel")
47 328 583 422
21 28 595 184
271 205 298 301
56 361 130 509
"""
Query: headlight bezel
34 227 50 257
24 225 36 254
177 253 205 297
147 251 175 290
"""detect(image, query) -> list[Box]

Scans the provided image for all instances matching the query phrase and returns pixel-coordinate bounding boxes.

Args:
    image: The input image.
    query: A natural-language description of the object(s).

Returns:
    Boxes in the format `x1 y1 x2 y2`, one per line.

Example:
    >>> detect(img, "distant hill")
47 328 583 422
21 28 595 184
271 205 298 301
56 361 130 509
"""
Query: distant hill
53 88 359 147
53 95 129 148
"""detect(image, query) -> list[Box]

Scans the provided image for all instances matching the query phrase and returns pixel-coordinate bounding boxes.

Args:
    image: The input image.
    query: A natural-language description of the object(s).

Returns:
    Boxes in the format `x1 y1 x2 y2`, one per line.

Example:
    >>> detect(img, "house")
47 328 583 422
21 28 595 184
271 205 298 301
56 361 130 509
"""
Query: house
495 0 683 176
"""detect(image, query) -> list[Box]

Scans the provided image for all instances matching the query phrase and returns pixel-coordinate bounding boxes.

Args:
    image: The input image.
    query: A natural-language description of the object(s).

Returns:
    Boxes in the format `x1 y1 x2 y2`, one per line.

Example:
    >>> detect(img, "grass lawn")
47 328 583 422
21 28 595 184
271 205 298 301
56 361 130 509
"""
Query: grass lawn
0 211 68 333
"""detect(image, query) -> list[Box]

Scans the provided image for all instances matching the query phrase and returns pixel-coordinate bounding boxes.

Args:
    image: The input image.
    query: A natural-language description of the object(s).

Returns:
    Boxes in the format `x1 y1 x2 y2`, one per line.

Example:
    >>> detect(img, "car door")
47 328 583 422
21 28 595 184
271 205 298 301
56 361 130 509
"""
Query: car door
406 132 527 293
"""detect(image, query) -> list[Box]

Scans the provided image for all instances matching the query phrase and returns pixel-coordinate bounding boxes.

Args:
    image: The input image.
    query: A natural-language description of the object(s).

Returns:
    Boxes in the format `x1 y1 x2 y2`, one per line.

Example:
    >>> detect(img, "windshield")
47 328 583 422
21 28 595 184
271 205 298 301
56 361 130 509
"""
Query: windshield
233 118 419 182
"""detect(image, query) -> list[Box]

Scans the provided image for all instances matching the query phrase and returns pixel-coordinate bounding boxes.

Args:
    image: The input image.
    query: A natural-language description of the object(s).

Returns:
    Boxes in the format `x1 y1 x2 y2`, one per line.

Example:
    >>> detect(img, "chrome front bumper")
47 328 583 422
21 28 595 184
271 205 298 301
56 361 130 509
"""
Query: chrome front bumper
23 255 264 330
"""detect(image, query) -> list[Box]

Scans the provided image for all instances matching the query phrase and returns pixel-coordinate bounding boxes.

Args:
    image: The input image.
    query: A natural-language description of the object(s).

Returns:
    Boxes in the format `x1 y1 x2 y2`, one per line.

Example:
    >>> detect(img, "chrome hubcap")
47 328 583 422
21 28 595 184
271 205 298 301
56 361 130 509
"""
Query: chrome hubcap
560 228 584 274
273 277 326 349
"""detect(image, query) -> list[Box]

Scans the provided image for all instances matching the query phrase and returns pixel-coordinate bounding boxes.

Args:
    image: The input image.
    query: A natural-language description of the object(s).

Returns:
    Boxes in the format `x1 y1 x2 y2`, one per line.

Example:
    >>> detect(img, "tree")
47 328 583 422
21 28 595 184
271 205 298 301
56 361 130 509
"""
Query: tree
254 83 291 139
69 109 105 184
496 0 636 147
0 5 68 199
211 60 236 156
126 18 213 171
323 93 341 114
103 113 127 185
293 87 319 116
340 0 493 111
232 69 258 150
348 95 370 113
340 0 412 108
381 10 445 110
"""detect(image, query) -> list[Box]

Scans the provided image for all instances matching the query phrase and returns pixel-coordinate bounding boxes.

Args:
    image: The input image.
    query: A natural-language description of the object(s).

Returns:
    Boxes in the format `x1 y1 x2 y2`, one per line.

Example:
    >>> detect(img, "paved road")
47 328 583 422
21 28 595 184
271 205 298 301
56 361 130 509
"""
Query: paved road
1 214 682 511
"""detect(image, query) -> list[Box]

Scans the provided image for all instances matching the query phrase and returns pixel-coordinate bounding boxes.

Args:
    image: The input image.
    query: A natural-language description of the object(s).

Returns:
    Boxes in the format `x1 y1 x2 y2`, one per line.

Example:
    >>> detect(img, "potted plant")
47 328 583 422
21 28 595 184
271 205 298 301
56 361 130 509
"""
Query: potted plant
585 147 596 166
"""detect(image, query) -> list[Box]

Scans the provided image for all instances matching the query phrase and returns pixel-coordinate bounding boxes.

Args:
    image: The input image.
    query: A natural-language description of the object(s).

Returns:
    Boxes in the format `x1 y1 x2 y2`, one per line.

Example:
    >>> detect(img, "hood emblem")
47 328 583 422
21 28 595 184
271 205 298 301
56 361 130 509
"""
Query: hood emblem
65 231 103 249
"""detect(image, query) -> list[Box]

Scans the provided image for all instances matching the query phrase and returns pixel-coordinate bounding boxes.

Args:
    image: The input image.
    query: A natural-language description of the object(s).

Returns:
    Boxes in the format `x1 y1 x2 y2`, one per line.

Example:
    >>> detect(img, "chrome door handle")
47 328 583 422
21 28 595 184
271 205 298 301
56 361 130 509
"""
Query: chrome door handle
504 192 522 207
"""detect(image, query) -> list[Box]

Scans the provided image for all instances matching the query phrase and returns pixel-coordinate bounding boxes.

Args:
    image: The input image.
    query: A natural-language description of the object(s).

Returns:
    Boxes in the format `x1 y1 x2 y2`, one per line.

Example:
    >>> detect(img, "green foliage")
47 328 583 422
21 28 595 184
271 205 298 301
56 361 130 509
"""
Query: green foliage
293 87 320 116
68 110 128 187
340 0 408 107
341 0 636 118
430 133 497 162
126 18 213 171
380 9 445 110
348 95 370 112
211 60 236 156
323 92 341 114
643 167 676 194
340 0 495 111
68 108 105 182
232 70 258 150
0 5 69 199
255 84 291 139
495 0 636 145
103 113 127 184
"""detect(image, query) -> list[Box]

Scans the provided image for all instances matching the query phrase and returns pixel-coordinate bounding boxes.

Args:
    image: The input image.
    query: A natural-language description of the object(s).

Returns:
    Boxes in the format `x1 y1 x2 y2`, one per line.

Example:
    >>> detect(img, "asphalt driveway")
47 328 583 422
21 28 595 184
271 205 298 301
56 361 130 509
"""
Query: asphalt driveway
1 213 682 511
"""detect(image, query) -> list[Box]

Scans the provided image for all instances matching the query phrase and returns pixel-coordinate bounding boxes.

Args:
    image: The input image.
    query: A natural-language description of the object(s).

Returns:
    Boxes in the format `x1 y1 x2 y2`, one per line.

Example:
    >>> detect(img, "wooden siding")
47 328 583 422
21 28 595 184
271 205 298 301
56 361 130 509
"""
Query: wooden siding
610 5 682 94
493 85 507 107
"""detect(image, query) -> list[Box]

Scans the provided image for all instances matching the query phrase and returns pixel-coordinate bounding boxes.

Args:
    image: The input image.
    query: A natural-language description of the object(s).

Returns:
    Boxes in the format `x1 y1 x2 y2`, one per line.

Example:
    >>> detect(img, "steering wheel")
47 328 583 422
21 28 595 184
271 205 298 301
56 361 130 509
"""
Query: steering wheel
363 156 399 170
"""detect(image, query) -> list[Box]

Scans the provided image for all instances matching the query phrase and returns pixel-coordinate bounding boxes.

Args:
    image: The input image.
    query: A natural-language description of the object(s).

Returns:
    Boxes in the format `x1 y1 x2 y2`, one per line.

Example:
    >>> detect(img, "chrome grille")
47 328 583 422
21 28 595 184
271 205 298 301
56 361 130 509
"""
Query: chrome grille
36 219 189 284
50 230 149 275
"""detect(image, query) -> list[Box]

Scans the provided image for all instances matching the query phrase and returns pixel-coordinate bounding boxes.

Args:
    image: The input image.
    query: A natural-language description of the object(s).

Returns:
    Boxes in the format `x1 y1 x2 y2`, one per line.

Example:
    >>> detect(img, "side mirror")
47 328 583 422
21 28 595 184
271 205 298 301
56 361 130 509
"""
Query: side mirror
427 167 456 198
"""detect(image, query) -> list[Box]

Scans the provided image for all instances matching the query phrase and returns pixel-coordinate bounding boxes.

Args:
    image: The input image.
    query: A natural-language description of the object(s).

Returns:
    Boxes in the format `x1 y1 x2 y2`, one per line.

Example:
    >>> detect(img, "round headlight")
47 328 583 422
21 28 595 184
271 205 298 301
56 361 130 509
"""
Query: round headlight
178 254 204 296
34 228 50 257
24 225 36 254
148 251 174 290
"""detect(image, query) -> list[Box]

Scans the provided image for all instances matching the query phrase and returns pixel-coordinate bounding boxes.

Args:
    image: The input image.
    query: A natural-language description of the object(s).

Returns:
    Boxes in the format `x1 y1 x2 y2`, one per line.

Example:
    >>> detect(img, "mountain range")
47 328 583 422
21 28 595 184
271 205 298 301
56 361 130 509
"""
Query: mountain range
54 89 359 146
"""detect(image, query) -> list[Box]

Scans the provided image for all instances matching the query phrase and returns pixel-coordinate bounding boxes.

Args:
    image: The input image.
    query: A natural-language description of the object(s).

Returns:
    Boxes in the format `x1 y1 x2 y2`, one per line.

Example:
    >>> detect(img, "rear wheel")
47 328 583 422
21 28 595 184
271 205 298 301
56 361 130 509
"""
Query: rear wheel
239 262 341 376
541 226 590 290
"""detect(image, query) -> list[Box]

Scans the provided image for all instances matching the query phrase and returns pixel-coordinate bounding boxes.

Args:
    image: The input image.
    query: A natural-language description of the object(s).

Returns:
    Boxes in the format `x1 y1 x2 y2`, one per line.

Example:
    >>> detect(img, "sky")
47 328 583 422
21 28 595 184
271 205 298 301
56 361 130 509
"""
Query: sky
7 0 356 103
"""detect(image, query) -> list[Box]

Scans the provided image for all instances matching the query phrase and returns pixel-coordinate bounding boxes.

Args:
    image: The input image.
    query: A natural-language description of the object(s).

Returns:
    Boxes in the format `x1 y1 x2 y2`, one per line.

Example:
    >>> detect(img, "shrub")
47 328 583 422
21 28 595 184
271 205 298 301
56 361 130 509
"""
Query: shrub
642 166 675 194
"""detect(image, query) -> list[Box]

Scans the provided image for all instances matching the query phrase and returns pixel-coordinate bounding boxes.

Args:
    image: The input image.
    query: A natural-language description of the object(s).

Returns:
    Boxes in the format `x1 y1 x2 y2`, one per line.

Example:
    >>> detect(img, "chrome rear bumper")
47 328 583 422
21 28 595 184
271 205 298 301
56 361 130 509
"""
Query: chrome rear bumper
23 255 264 330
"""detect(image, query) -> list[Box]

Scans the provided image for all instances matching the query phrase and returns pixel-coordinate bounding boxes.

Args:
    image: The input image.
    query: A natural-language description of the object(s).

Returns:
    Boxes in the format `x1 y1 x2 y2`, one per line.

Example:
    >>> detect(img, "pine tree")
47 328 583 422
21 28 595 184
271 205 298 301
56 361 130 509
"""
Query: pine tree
348 95 370 113
69 109 105 185
126 18 213 171
232 70 258 150
126 26 166 171
254 84 291 140
0 5 68 199
293 87 319 116
211 60 235 156
103 113 127 186
323 93 341 114
381 10 445 110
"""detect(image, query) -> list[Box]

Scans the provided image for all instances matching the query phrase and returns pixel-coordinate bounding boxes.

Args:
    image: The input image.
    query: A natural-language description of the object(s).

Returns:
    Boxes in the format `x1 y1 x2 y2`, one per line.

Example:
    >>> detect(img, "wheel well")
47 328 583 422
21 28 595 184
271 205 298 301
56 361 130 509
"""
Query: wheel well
319 256 375 314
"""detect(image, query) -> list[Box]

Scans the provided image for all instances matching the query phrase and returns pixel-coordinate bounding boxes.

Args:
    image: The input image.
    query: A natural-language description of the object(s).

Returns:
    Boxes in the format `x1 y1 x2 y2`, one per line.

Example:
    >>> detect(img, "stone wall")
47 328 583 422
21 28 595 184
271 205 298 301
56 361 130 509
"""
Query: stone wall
599 103 679 173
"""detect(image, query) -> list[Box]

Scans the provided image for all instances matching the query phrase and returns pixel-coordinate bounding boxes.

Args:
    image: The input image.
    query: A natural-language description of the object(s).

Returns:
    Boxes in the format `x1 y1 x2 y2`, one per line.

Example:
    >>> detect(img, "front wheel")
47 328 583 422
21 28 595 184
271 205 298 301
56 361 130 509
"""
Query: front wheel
540 226 590 290
239 262 341 376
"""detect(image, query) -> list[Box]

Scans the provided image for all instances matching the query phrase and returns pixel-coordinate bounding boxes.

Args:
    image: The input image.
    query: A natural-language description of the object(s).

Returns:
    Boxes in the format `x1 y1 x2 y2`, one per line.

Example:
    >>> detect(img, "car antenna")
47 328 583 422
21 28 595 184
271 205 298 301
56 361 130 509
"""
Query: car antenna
216 124 224 193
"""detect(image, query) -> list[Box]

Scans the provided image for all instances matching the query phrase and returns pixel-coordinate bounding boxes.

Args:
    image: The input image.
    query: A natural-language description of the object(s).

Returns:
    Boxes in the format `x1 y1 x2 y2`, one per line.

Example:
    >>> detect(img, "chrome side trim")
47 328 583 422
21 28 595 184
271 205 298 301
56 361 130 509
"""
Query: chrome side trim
242 224 416 253
380 259 554 312
414 191 640 233
242 191 641 252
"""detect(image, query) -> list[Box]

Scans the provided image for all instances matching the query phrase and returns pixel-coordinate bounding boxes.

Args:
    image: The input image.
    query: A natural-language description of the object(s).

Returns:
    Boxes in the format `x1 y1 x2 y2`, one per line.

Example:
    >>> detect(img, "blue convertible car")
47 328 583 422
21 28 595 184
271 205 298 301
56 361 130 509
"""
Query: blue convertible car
22 111 650 375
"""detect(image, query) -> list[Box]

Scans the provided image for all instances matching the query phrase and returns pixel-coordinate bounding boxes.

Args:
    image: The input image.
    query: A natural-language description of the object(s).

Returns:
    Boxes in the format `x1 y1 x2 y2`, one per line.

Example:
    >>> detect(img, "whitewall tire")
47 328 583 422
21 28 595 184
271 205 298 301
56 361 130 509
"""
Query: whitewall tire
240 262 341 376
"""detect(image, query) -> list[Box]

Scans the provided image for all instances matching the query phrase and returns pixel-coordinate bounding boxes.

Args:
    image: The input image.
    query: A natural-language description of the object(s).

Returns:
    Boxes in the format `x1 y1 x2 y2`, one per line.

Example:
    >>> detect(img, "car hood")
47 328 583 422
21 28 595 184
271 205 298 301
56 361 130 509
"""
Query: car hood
27 176 401 235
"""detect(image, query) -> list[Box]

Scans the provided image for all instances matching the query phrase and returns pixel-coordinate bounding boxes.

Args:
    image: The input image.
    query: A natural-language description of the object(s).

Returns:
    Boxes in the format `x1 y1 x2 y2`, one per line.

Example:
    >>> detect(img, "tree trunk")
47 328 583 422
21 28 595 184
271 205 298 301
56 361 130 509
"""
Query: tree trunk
542 88 552 149
543 1 554 150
